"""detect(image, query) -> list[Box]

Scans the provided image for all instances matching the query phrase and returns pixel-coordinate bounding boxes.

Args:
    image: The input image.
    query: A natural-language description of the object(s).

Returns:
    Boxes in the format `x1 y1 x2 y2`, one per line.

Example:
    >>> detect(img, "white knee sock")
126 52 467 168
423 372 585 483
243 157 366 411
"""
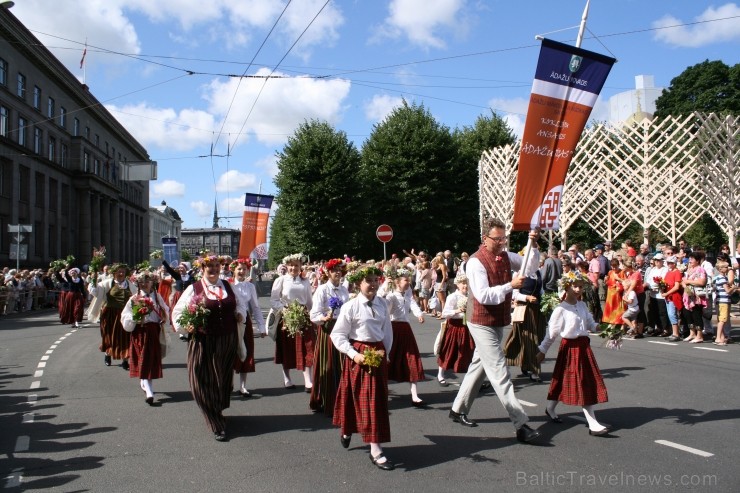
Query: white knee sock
583 405 605 431
547 399 559 418
141 379 153 398
239 373 248 392
410 382 420 401
282 369 292 386
303 367 313 388
438 367 445 380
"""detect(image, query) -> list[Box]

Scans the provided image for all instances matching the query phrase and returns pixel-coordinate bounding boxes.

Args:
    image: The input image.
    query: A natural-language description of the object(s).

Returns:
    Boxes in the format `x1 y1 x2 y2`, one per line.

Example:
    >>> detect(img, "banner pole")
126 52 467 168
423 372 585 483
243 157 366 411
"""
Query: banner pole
575 0 590 48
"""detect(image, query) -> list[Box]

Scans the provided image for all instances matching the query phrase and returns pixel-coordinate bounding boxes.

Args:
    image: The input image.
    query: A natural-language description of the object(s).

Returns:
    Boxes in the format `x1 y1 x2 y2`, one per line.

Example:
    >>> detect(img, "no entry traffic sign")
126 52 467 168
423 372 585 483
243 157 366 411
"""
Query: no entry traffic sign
376 224 393 243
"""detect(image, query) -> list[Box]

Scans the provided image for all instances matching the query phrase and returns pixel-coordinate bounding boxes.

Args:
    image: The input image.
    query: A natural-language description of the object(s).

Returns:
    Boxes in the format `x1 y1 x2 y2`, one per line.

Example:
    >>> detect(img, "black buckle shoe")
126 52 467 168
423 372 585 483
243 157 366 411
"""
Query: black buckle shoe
104 355 111 366
370 454 395 471
449 410 478 427
340 434 351 448
516 424 541 443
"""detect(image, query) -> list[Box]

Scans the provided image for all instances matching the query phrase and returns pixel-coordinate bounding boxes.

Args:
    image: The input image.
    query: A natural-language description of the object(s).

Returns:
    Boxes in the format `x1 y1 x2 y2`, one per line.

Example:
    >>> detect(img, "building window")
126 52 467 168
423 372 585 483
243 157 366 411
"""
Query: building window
0 58 7 86
35 172 44 208
33 126 42 154
18 116 27 147
49 178 57 211
59 106 66 127
48 136 56 162
60 144 68 168
19 165 30 203
17 73 26 98
0 106 8 137
33 86 41 109
94 158 100 175
61 184 69 215
83 151 90 172
85 126 90 139
47 97 55 119
73 117 79 136
94 134 99 147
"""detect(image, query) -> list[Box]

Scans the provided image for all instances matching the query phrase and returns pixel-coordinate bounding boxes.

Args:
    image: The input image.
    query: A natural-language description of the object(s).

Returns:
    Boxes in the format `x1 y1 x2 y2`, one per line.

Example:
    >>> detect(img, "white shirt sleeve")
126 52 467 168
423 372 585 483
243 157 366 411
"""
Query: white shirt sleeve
171 284 195 334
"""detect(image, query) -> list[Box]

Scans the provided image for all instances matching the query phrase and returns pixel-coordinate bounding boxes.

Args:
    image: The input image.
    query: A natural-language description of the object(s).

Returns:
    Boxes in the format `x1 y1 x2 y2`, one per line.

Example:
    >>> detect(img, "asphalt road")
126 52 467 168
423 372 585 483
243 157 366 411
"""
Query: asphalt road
1 296 739 493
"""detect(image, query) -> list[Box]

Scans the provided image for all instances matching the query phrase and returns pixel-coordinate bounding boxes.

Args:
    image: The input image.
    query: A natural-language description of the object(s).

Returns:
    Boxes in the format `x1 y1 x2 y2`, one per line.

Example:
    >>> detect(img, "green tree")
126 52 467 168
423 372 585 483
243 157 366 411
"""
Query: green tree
453 112 517 251
269 120 363 266
360 100 459 258
654 60 740 118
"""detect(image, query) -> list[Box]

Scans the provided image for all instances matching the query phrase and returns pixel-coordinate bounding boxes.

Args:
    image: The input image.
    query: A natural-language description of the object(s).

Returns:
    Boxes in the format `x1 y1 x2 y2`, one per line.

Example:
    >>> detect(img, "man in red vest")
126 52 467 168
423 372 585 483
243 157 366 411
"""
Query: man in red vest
448 218 541 443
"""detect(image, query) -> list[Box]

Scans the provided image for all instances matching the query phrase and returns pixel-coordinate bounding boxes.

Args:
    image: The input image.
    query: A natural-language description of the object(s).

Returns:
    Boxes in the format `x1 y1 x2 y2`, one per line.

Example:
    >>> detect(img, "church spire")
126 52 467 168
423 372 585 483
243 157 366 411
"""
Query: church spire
212 198 219 228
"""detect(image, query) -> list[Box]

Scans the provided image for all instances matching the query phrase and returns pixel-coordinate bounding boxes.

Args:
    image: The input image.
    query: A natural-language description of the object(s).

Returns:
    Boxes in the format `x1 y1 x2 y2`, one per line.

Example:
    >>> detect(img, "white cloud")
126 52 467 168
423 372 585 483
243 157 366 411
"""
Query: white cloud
652 3 740 47
364 95 404 122
376 0 468 49
106 103 216 151
488 97 529 138
191 200 211 217
204 69 352 145
276 0 344 58
152 179 186 197
254 154 280 180
219 197 245 219
215 170 257 193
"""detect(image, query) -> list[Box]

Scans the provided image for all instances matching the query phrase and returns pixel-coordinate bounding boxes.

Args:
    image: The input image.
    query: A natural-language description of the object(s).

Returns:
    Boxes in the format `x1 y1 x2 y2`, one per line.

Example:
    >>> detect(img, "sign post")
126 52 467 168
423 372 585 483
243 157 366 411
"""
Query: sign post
8 224 32 271
375 224 393 261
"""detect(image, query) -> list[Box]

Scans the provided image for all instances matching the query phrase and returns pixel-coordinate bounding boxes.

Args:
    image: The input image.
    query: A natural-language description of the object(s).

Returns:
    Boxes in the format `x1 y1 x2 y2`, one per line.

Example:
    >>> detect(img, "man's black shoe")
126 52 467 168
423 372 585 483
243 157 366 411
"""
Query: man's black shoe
516 424 540 443
449 410 478 427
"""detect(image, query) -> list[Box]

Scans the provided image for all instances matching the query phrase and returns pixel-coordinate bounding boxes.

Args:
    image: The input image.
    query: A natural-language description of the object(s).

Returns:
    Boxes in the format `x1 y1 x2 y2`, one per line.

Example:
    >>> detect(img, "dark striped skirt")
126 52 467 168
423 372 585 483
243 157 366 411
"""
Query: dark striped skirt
60 291 83 324
310 321 343 416
274 320 315 370
188 332 238 434
437 318 476 372
504 303 546 374
99 306 130 360
387 321 426 383
129 322 163 379
233 317 256 373
58 291 70 321
332 340 390 444
546 336 608 407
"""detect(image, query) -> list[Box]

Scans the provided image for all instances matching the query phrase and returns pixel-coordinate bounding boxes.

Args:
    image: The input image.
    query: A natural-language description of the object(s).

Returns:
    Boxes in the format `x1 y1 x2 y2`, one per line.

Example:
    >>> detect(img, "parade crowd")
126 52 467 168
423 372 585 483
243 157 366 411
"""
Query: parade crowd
17 223 738 472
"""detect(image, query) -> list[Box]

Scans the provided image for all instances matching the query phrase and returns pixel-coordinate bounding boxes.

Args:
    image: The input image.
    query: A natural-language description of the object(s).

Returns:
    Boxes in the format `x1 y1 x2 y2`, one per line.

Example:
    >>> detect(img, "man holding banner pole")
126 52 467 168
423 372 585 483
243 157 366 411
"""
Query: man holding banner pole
449 218 541 443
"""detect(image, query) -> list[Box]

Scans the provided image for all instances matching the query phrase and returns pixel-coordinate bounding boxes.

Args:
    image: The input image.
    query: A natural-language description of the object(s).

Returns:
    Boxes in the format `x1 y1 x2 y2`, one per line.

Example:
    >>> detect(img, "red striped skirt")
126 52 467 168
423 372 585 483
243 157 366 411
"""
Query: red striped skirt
546 336 608 407
274 320 315 370
332 340 390 444
387 321 426 383
99 306 130 360
310 321 343 416
60 291 85 324
233 317 256 373
437 318 476 372
129 322 163 379
58 291 69 320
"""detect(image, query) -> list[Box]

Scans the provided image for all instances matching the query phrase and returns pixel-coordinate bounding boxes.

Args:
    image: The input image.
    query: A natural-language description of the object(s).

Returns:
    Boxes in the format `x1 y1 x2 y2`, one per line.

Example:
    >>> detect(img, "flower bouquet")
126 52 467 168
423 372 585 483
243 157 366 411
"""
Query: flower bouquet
150 249 163 260
456 295 468 324
136 260 152 272
176 294 210 333
598 323 623 350
282 299 310 338
652 276 667 293
131 294 155 323
89 246 106 273
362 347 385 374
328 296 343 316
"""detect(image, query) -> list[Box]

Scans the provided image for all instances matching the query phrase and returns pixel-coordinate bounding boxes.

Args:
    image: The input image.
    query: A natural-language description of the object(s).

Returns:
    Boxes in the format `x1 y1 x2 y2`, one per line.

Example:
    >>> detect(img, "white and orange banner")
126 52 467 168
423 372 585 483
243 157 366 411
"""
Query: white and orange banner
512 38 615 231
237 193 273 259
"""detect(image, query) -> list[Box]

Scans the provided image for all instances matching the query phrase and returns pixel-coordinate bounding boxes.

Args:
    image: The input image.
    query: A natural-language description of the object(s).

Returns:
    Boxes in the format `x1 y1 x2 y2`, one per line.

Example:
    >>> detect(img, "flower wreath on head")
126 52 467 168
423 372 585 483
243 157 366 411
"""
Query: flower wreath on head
557 270 588 291
346 266 384 285
282 253 308 265
193 254 228 269
325 258 346 272
229 257 252 271
109 263 131 275
384 264 411 281
135 269 159 284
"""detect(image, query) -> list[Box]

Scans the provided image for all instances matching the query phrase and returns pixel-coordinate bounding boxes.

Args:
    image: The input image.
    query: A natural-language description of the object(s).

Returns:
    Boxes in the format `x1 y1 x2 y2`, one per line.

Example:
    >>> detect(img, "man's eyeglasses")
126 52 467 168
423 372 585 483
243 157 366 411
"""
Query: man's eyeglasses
483 234 508 243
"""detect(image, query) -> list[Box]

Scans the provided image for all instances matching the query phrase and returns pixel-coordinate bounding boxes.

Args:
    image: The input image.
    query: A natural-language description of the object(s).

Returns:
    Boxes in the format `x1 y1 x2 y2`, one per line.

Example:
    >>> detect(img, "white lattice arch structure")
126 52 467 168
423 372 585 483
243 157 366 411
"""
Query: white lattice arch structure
479 112 740 252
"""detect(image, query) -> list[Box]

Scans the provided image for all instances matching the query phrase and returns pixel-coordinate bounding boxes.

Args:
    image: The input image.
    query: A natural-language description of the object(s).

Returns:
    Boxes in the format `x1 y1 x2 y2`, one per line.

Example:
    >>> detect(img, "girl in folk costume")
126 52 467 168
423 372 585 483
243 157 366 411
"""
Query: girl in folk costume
309 259 350 415
437 273 476 386
92 264 138 369
270 253 315 391
53 268 71 323
381 266 427 407
536 271 611 436
230 258 266 398
331 267 396 471
121 270 169 406
162 259 195 339
86 265 111 324
172 253 247 442
59 268 87 328
504 268 546 382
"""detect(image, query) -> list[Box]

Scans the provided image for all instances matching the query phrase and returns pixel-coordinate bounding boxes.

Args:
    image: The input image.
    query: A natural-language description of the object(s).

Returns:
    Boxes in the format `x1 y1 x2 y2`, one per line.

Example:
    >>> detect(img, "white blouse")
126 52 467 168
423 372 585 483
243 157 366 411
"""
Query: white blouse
538 300 599 355
330 294 393 360
232 279 266 335
270 275 313 311
310 281 350 323
171 279 247 334
384 288 423 321
442 291 467 320
121 291 169 332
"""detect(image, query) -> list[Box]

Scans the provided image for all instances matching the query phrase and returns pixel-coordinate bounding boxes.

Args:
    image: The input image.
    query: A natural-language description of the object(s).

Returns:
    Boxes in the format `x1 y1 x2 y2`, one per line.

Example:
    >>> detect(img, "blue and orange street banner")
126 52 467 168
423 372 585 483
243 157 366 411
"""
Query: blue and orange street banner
512 38 615 231
237 193 273 259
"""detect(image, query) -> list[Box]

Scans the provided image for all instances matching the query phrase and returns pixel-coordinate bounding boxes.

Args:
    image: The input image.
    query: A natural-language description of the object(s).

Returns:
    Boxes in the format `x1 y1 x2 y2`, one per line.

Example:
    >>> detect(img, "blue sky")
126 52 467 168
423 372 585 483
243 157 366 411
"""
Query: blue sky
9 0 740 230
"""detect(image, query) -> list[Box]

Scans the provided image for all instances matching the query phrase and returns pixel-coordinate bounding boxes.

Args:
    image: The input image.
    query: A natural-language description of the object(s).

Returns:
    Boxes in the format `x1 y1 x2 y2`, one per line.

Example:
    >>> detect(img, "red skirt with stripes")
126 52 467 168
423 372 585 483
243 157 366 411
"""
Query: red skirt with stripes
60 291 85 324
99 305 130 360
58 291 70 322
546 336 608 407
129 322 163 379
233 317 256 373
437 318 476 372
387 321 426 383
274 320 315 371
332 340 390 443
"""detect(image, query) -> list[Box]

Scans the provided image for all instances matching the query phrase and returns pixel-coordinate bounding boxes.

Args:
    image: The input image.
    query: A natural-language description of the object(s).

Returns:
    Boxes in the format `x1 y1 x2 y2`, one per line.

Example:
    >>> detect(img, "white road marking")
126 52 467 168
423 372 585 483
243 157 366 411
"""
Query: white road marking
45 350 53 355
40 355 49 361
518 399 537 407
27 394 37 404
693 347 728 353
33 370 43 378
14 436 30 452
65 332 72 336
22 413 34 424
50 345 58 349
4 468 23 488
54 340 62 344
648 341 678 346
37 362 46 368
655 440 714 457
29 381 40 389
59 336 66 340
